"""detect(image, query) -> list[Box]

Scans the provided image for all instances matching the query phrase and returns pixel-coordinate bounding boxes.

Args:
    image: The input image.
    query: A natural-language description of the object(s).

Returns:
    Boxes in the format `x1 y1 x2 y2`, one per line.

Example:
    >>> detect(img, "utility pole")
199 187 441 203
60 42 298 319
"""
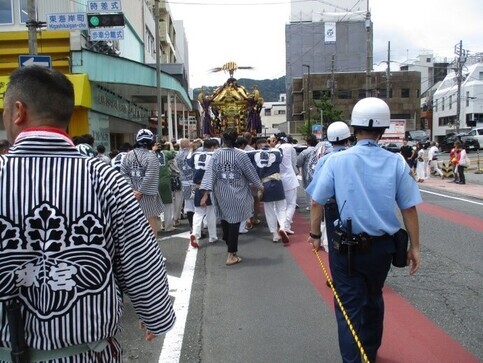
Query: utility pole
27 0 38 54
330 54 335 104
154 0 163 140
302 64 311 137
454 40 467 133
365 0 372 97
386 41 390 104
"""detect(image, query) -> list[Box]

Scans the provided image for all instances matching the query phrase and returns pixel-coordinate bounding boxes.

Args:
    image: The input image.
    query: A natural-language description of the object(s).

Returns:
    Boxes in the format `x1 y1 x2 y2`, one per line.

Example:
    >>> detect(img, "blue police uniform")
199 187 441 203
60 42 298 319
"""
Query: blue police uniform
305 145 347 196
310 139 422 363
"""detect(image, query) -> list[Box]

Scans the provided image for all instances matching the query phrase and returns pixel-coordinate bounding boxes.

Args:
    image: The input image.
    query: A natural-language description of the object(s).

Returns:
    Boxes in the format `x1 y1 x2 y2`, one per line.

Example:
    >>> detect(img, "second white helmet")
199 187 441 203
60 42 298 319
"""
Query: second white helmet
351 97 390 129
327 121 351 142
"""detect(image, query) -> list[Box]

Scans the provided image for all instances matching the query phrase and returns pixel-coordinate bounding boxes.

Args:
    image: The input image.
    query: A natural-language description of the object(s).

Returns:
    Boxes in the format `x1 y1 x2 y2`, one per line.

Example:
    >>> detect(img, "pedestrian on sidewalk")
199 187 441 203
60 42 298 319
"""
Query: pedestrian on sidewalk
308 98 421 363
200 128 263 266
415 142 428 182
454 141 468 184
427 141 444 179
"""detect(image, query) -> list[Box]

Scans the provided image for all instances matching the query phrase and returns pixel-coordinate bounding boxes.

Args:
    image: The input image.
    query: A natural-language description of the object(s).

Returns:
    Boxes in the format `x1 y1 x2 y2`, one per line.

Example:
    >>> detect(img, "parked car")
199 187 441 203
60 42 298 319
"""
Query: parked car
381 142 404 153
405 130 430 148
440 133 480 152
466 127 483 149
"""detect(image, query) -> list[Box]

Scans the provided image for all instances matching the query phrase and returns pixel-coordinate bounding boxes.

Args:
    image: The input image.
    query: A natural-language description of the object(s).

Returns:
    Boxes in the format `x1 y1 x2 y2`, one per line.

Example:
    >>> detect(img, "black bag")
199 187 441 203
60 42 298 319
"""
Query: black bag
170 175 182 191
392 228 408 267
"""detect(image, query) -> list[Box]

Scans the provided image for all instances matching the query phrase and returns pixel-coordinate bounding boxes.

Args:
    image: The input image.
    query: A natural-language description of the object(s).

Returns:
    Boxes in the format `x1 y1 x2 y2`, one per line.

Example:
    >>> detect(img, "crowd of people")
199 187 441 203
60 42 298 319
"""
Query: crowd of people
400 138 470 184
1 67 470 363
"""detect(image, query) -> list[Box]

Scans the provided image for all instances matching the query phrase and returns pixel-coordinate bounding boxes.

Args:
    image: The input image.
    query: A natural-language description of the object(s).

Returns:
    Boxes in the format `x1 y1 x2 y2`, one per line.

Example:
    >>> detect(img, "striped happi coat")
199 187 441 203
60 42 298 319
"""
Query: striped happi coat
0 129 175 362
201 147 262 223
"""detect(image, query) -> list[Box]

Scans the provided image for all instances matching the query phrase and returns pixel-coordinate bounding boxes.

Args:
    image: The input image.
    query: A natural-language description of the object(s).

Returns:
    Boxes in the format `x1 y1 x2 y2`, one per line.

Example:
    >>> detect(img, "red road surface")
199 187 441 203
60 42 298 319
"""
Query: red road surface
288 206 479 362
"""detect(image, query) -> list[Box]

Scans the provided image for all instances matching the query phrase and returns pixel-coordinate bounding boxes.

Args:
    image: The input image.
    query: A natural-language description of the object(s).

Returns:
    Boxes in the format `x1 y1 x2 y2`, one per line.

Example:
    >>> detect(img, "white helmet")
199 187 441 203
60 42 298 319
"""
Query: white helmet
351 97 390 129
136 129 154 143
327 121 351 142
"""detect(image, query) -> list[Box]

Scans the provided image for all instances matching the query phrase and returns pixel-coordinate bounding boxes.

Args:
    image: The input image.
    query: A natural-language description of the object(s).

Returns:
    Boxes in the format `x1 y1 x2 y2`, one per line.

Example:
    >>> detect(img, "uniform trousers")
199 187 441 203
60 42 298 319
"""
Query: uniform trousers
264 199 287 238
193 204 217 241
328 236 394 363
284 187 297 230
221 220 241 253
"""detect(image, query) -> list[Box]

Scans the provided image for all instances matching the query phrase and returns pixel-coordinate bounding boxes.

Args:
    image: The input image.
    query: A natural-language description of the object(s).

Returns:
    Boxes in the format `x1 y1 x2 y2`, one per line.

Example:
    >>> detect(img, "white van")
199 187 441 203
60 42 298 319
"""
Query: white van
467 127 483 149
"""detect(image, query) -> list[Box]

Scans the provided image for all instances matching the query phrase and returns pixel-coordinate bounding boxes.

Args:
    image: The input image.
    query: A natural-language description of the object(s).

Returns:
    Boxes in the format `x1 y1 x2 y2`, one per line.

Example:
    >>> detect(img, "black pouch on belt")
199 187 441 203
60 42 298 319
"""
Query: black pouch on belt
392 228 408 267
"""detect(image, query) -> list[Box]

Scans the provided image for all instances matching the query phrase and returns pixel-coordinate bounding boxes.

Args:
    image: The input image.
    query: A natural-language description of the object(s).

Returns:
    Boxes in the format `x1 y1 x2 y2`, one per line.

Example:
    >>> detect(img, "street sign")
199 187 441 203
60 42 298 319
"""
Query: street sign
47 13 88 31
87 1 122 12
19 55 52 68
89 29 124 41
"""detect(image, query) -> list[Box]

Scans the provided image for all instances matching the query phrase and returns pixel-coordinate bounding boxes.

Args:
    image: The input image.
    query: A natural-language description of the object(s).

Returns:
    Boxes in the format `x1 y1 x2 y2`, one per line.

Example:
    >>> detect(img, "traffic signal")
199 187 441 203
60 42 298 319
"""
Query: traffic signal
87 13 125 28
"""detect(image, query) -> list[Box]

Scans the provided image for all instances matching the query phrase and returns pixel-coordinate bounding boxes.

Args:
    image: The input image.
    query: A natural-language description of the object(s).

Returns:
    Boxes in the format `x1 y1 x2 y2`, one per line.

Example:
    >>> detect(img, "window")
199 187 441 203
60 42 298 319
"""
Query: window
19 0 28 23
442 96 445 111
277 110 286 115
358 89 366 99
434 99 438 112
0 0 14 24
264 109 271 116
480 72 483 81
449 95 452 110
466 91 470 107
337 90 352 99
401 88 410 98
426 57 431 62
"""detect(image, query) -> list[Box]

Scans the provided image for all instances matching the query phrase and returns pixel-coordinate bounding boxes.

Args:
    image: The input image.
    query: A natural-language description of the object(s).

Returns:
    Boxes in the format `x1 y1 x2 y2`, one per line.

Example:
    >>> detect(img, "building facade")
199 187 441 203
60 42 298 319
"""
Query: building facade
291 70 421 135
432 56 483 141
0 0 193 150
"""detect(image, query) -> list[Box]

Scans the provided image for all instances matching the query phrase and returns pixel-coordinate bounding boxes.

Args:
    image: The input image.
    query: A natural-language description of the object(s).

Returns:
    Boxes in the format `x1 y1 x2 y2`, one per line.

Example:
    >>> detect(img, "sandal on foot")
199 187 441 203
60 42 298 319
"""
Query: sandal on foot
226 256 242 266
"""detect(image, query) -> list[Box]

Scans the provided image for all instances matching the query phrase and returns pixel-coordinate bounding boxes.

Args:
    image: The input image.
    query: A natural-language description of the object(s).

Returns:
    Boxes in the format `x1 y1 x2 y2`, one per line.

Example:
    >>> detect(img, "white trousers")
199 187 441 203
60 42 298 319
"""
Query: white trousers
264 199 288 238
172 190 184 221
429 160 443 176
284 188 297 230
192 204 217 240
163 203 174 230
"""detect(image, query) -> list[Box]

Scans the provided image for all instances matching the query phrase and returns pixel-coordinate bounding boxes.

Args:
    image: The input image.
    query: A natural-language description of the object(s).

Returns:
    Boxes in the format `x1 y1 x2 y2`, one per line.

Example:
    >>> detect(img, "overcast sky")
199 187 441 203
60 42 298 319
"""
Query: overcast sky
167 0 482 89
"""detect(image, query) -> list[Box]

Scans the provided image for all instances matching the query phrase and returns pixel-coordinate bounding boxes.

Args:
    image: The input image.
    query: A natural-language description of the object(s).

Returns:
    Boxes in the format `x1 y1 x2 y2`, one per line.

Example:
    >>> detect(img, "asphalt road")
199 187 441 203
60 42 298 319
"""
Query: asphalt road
117 181 483 363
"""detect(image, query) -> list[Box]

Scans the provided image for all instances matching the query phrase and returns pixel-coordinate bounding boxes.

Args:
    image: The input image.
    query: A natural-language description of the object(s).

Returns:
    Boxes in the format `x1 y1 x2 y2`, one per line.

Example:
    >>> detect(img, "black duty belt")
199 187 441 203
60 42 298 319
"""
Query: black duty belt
333 230 391 255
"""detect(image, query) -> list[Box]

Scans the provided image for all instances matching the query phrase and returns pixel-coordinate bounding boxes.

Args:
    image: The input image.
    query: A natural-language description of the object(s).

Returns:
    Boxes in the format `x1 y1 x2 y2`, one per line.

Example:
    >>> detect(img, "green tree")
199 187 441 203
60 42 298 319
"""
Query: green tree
298 94 344 138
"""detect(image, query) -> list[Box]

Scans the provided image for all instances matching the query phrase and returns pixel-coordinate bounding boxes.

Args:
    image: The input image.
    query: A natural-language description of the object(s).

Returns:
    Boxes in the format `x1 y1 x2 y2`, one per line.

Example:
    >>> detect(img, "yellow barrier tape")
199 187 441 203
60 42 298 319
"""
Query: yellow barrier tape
312 248 370 363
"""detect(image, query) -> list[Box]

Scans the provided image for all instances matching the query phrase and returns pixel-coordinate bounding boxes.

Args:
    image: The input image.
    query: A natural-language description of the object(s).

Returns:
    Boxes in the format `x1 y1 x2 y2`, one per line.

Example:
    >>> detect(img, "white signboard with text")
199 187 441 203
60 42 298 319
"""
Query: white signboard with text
89 29 124 41
87 1 122 12
47 13 88 30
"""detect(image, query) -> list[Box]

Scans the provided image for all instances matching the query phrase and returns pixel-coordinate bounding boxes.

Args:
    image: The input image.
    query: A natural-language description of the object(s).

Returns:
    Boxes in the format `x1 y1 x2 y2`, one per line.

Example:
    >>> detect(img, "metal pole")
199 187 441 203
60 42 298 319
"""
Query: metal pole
154 0 162 139
365 1 372 97
455 40 463 133
386 41 390 103
27 0 37 55
303 64 311 137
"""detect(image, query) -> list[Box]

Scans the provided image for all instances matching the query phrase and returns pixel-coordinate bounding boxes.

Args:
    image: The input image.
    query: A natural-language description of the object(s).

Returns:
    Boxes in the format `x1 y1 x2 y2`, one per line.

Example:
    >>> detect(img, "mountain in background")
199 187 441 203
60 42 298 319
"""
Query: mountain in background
193 76 286 103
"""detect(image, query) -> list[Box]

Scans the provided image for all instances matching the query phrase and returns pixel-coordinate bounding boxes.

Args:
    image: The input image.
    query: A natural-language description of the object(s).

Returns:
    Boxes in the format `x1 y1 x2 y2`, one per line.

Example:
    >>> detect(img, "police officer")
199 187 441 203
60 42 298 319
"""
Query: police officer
308 97 421 363
306 121 352 252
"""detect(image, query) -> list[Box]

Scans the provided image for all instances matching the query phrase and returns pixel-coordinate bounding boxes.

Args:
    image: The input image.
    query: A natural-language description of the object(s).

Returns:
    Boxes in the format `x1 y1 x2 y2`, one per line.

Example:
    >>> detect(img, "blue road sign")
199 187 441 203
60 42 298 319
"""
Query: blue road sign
19 55 52 68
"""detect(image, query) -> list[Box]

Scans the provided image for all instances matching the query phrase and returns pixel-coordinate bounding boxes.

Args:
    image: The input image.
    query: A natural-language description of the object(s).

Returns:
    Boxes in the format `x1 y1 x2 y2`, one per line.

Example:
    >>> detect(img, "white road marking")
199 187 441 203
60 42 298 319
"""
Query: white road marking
159 239 198 363
420 189 483 206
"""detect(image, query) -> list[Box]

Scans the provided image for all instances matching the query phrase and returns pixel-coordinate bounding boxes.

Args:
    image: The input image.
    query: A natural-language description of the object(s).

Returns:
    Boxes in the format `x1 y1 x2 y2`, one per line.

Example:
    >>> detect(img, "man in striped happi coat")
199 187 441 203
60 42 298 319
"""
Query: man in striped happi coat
0 67 175 362
200 128 263 266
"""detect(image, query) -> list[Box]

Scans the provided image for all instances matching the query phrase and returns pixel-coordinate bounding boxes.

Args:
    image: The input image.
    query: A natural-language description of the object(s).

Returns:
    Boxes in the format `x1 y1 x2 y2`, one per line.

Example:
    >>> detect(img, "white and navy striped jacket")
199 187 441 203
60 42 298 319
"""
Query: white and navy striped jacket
0 129 175 357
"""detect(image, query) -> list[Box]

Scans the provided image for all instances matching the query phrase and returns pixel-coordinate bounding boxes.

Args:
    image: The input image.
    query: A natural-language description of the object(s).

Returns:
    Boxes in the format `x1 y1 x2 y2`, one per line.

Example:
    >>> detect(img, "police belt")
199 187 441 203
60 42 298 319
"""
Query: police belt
333 231 392 255
0 339 109 362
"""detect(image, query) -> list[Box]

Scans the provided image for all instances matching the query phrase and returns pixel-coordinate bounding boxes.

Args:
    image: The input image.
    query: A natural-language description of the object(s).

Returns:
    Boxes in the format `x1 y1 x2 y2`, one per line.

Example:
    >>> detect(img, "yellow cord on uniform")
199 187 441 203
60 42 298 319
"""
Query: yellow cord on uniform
312 247 370 363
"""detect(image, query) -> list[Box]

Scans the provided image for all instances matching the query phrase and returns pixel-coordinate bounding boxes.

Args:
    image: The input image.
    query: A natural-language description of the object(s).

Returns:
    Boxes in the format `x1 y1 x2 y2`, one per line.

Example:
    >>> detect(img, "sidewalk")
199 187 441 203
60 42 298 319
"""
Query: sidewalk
419 170 483 200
